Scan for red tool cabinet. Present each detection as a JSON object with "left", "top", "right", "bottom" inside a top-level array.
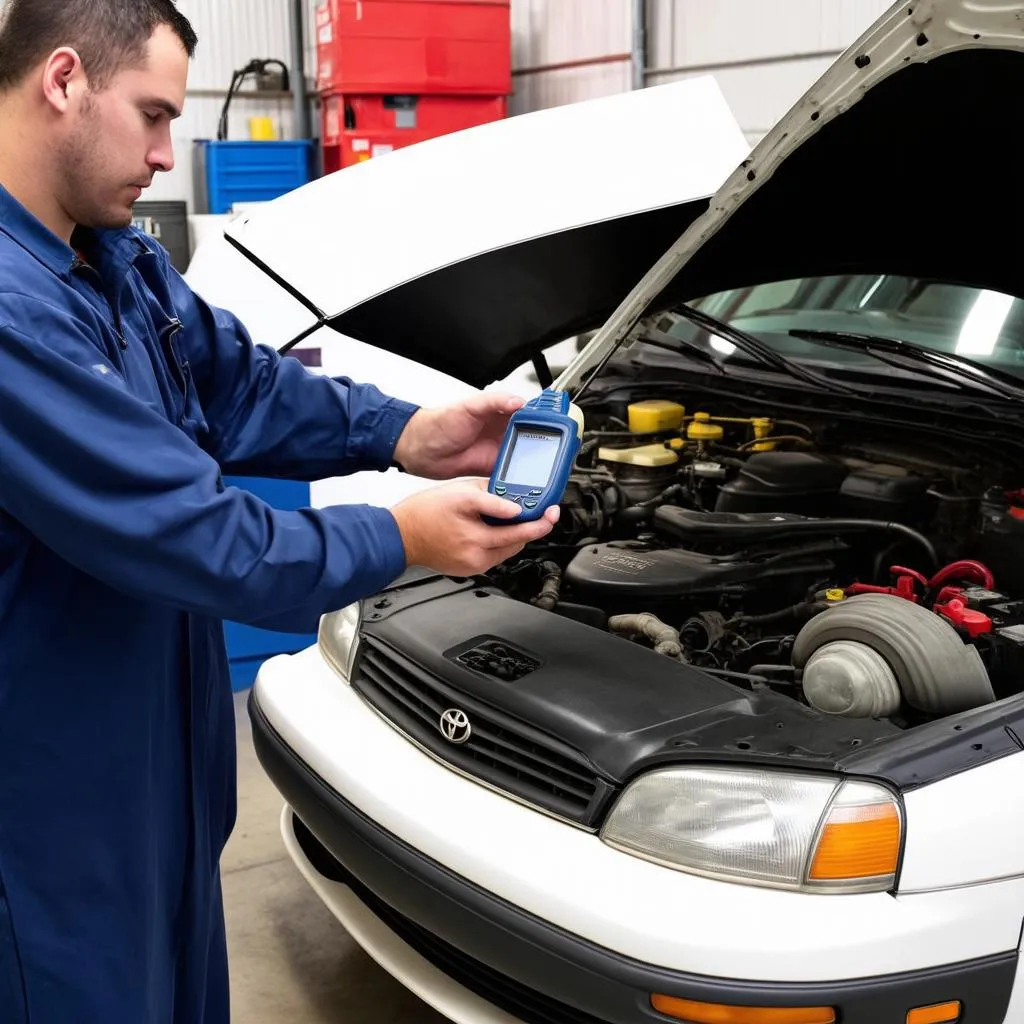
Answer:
[{"left": 315, "top": 0, "right": 511, "bottom": 172}]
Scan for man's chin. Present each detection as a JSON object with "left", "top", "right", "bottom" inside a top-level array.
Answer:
[{"left": 81, "top": 205, "right": 136, "bottom": 231}]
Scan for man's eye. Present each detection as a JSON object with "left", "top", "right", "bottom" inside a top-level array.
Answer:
[{"left": 144, "top": 112, "right": 159, "bottom": 125}]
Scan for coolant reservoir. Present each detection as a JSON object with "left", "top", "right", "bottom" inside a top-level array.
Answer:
[
  {"left": 597, "top": 443, "right": 679, "bottom": 467},
  {"left": 628, "top": 400, "right": 685, "bottom": 434}
]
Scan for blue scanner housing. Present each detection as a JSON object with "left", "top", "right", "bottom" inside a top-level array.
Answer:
[{"left": 486, "top": 389, "right": 582, "bottom": 524}]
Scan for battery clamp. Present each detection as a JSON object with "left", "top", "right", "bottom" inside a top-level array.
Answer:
[{"left": 485, "top": 389, "right": 584, "bottom": 525}]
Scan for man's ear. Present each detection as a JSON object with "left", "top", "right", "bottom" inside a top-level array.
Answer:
[{"left": 41, "top": 47, "right": 85, "bottom": 114}]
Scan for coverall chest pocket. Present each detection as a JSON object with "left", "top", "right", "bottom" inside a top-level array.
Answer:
[{"left": 160, "top": 318, "right": 209, "bottom": 441}]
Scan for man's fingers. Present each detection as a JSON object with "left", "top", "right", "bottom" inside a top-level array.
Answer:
[
  {"left": 464, "top": 391, "right": 523, "bottom": 419},
  {"left": 473, "top": 491, "right": 524, "bottom": 520},
  {"left": 467, "top": 489, "right": 562, "bottom": 528},
  {"left": 479, "top": 516, "right": 556, "bottom": 551}
]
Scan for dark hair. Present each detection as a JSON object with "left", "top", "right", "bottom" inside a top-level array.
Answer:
[{"left": 0, "top": 0, "right": 198, "bottom": 91}]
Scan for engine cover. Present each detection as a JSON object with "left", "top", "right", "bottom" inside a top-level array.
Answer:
[{"left": 564, "top": 541, "right": 838, "bottom": 598}]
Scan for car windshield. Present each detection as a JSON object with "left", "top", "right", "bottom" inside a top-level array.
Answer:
[{"left": 663, "top": 274, "right": 1024, "bottom": 381}]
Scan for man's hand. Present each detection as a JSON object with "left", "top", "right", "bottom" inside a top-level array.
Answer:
[
  {"left": 391, "top": 480, "right": 559, "bottom": 576},
  {"left": 392, "top": 392, "right": 525, "bottom": 480}
]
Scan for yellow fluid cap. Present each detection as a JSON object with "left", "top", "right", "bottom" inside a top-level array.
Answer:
[
  {"left": 598, "top": 443, "right": 679, "bottom": 467},
  {"left": 825, "top": 589, "right": 845, "bottom": 602},
  {"left": 667, "top": 437, "right": 686, "bottom": 450},
  {"left": 750, "top": 416, "right": 777, "bottom": 451},
  {"left": 628, "top": 400, "right": 685, "bottom": 434},
  {"left": 687, "top": 412, "right": 724, "bottom": 442}
]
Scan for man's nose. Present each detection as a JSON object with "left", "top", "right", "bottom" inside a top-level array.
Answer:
[{"left": 148, "top": 129, "right": 175, "bottom": 174}]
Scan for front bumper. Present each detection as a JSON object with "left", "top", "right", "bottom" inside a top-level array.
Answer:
[{"left": 250, "top": 686, "right": 1019, "bottom": 1024}]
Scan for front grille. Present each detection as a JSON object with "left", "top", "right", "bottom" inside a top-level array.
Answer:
[
  {"left": 353, "top": 636, "right": 611, "bottom": 826},
  {"left": 293, "top": 815, "right": 609, "bottom": 1024}
]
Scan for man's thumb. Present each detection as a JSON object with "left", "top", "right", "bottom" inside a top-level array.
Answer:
[{"left": 472, "top": 491, "right": 523, "bottom": 520}]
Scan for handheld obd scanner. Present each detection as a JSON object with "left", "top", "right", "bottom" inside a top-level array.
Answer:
[{"left": 485, "top": 388, "right": 584, "bottom": 524}]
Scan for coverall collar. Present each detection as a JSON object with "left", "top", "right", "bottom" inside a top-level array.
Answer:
[{"left": 0, "top": 182, "right": 154, "bottom": 285}]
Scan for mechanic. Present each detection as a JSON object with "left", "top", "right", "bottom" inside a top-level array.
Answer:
[{"left": 0, "top": 2, "right": 558, "bottom": 1021}]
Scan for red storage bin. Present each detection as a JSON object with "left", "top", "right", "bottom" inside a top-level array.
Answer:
[
  {"left": 315, "top": 0, "right": 511, "bottom": 96},
  {"left": 321, "top": 92, "right": 507, "bottom": 173}
]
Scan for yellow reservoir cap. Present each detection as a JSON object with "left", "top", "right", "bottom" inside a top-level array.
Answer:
[
  {"left": 628, "top": 400, "right": 684, "bottom": 434},
  {"left": 650, "top": 996, "right": 835, "bottom": 1024},
  {"left": 598, "top": 443, "right": 678, "bottom": 468},
  {"left": 750, "top": 416, "right": 777, "bottom": 451},
  {"left": 687, "top": 412, "right": 724, "bottom": 442}
]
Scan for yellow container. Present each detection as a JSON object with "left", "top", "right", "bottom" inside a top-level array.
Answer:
[
  {"left": 249, "top": 116, "right": 277, "bottom": 141},
  {"left": 598, "top": 443, "right": 679, "bottom": 468},
  {"left": 628, "top": 400, "right": 685, "bottom": 434}
]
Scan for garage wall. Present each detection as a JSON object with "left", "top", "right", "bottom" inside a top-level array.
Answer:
[
  {"left": 144, "top": 0, "right": 309, "bottom": 206},
  {"left": 507, "top": 0, "right": 895, "bottom": 144},
  {"left": 0, "top": 0, "right": 898, "bottom": 204},
  {"left": 644, "top": 0, "right": 895, "bottom": 145},
  {"left": 510, "top": 0, "right": 632, "bottom": 115}
]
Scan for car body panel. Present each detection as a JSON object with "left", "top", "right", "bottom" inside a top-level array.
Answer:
[
  {"left": 897, "top": 750, "right": 1024, "bottom": 893},
  {"left": 222, "top": 76, "right": 749, "bottom": 386},
  {"left": 277, "top": 803, "right": 536, "bottom": 1024},
  {"left": 252, "top": 646, "right": 1024, "bottom": 982},
  {"left": 277, "top": 804, "right": 524, "bottom": 1024}
]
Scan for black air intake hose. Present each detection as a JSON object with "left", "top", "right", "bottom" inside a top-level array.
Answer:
[{"left": 654, "top": 507, "right": 937, "bottom": 567}]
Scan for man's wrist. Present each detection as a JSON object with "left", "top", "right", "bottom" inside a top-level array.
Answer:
[
  {"left": 391, "top": 407, "right": 424, "bottom": 475},
  {"left": 374, "top": 400, "right": 420, "bottom": 473}
]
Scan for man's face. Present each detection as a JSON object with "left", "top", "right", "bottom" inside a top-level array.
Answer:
[{"left": 56, "top": 24, "right": 188, "bottom": 230}]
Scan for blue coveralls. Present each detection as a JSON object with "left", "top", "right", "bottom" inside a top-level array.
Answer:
[{"left": 0, "top": 185, "right": 418, "bottom": 1022}]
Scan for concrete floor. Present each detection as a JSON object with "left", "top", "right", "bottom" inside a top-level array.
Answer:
[{"left": 222, "top": 690, "right": 448, "bottom": 1024}]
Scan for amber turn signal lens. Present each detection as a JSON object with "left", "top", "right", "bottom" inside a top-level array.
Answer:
[
  {"left": 907, "top": 1001, "right": 961, "bottom": 1024},
  {"left": 809, "top": 800, "right": 901, "bottom": 881},
  {"left": 650, "top": 995, "right": 836, "bottom": 1024}
]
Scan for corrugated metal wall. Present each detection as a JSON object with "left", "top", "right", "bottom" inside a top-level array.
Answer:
[
  {"left": 510, "top": 0, "right": 631, "bottom": 114},
  {"left": 0, "top": 0, "right": 897, "bottom": 203},
  {"left": 145, "top": 0, "right": 307, "bottom": 205},
  {"left": 645, "top": 0, "right": 894, "bottom": 144},
  {"left": 506, "top": 0, "right": 894, "bottom": 144}
]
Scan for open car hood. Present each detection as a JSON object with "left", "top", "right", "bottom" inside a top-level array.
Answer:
[
  {"left": 222, "top": 77, "right": 749, "bottom": 387},
  {"left": 227, "top": 0, "right": 1024, "bottom": 390},
  {"left": 561, "top": 0, "right": 1024, "bottom": 389}
]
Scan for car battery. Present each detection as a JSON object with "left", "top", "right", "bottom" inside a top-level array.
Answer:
[
  {"left": 955, "top": 586, "right": 1024, "bottom": 701},
  {"left": 315, "top": 0, "right": 511, "bottom": 97},
  {"left": 320, "top": 93, "right": 507, "bottom": 173}
]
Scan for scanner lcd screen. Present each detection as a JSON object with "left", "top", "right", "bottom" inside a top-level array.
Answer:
[{"left": 502, "top": 427, "right": 560, "bottom": 487}]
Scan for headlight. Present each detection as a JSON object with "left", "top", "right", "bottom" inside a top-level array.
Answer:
[
  {"left": 600, "top": 766, "right": 902, "bottom": 893},
  {"left": 318, "top": 602, "right": 362, "bottom": 681}
]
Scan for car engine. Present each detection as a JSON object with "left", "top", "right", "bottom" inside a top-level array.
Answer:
[{"left": 488, "top": 394, "right": 1024, "bottom": 729}]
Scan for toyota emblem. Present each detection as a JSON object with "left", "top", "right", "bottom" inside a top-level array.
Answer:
[{"left": 439, "top": 708, "right": 472, "bottom": 745}]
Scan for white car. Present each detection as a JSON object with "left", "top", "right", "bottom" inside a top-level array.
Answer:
[{"left": 220, "top": 2, "right": 1024, "bottom": 1021}]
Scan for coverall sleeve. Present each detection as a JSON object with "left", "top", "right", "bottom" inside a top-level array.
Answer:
[
  {"left": 0, "top": 297, "right": 408, "bottom": 633},
  {"left": 164, "top": 251, "right": 420, "bottom": 480}
]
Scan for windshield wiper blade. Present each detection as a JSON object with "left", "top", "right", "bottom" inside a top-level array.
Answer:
[
  {"left": 672, "top": 304, "right": 857, "bottom": 394},
  {"left": 788, "top": 329, "right": 1024, "bottom": 401},
  {"left": 635, "top": 325, "right": 728, "bottom": 374}
]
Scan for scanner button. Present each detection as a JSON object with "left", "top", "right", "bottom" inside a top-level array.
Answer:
[
  {"left": 495, "top": 485, "right": 507, "bottom": 495},
  {"left": 529, "top": 489, "right": 543, "bottom": 496},
  {"left": 524, "top": 500, "right": 538, "bottom": 509}
]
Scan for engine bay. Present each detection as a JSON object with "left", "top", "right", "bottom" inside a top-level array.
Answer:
[{"left": 486, "top": 388, "right": 1024, "bottom": 730}]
